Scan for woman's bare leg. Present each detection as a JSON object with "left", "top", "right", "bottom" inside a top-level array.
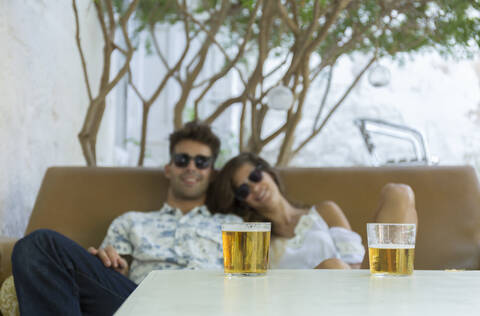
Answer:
[
  {"left": 372, "top": 183, "right": 418, "bottom": 224},
  {"left": 361, "top": 183, "right": 418, "bottom": 269}
]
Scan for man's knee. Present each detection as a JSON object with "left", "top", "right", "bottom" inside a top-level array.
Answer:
[{"left": 12, "top": 229, "right": 57, "bottom": 265}]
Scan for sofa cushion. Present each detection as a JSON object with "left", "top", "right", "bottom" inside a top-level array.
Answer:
[{"left": 0, "top": 276, "right": 18, "bottom": 316}]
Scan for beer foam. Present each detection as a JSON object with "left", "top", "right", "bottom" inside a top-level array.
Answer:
[
  {"left": 369, "top": 244, "right": 415, "bottom": 249},
  {"left": 222, "top": 222, "right": 271, "bottom": 232}
]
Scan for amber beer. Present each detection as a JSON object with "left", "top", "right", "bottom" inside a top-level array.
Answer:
[
  {"left": 222, "top": 223, "right": 271, "bottom": 276},
  {"left": 368, "top": 244, "right": 415, "bottom": 275},
  {"left": 367, "top": 223, "right": 416, "bottom": 276}
]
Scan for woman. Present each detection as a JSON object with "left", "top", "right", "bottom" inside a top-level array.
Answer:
[{"left": 208, "top": 153, "right": 418, "bottom": 269}]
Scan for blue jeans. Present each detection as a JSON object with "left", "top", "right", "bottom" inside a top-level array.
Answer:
[{"left": 11, "top": 229, "right": 137, "bottom": 316}]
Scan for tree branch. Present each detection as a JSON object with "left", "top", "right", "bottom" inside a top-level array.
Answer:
[
  {"left": 94, "top": 0, "right": 113, "bottom": 97},
  {"left": 287, "top": 0, "right": 299, "bottom": 26},
  {"left": 148, "top": 7, "right": 192, "bottom": 105},
  {"left": 111, "top": 41, "right": 128, "bottom": 56},
  {"left": 284, "top": 0, "right": 351, "bottom": 83},
  {"left": 239, "top": 100, "right": 247, "bottom": 152},
  {"left": 173, "top": 0, "right": 232, "bottom": 127},
  {"left": 149, "top": 25, "right": 172, "bottom": 72},
  {"left": 293, "top": 55, "right": 375, "bottom": 156},
  {"left": 303, "top": 0, "right": 323, "bottom": 42},
  {"left": 277, "top": 0, "right": 299, "bottom": 35},
  {"left": 276, "top": 57, "right": 314, "bottom": 166},
  {"left": 105, "top": 0, "right": 115, "bottom": 39},
  {"left": 95, "top": 0, "right": 139, "bottom": 102},
  {"left": 239, "top": 0, "right": 276, "bottom": 149},
  {"left": 192, "top": 0, "right": 261, "bottom": 115},
  {"left": 78, "top": 0, "right": 139, "bottom": 166},
  {"left": 128, "top": 67, "right": 146, "bottom": 103},
  {"left": 264, "top": 52, "right": 290, "bottom": 80},
  {"left": 204, "top": 95, "right": 244, "bottom": 124},
  {"left": 78, "top": 0, "right": 114, "bottom": 165},
  {"left": 308, "top": 0, "right": 352, "bottom": 51},
  {"left": 261, "top": 122, "right": 288, "bottom": 146},
  {"left": 312, "top": 64, "right": 334, "bottom": 132},
  {"left": 72, "top": 0, "right": 92, "bottom": 102}
]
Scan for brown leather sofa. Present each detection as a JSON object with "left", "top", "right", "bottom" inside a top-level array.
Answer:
[{"left": 2, "top": 165, "right": 480, "bottom": 287}]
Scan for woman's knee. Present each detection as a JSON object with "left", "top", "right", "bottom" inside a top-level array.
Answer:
[
  {"left": 380, "top": 183, "right": 415, "bottom": 207},
  {"left": 316, "top": 201, "right": 351, "bottom": 229},
  {"left": 376, "top": 183, "right": 417, "bottom": 224}
]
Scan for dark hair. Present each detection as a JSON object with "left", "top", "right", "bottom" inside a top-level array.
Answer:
[
  {"left": 207, "top": 152, "right": 287, "bottom": 222},
  {"left": 169, "top": 121, "right": 221, "bottom": 164}
]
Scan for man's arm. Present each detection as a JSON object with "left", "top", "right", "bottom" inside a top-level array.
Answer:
[{"left": 88, "top": 245, "right": 129, "bottom": 276}]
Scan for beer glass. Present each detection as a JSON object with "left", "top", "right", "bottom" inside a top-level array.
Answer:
[
  {"left": 222, "top": 222, "right": 271, "bottom": 276},
  {"left": 367, "top": 223, "right": 416, "bottom": 276}
]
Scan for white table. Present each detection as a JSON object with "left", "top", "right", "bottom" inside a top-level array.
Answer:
[{"left": 115, "top": 269, "right": 480, "bottom": 315}]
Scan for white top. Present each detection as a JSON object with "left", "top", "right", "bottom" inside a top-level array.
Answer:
[
  {"left": 115, "top": 269, "right": 480, "bottom": 316},
  {"left": 270, "top": 207, "right": 365, "bottom": 268},
  {"left": 100, "top": 203, "right": 242, "bottom": 284}
]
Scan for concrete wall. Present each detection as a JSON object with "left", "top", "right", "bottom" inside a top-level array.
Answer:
[{"left": 0, "top": 0, "right": 104, "bottom": 237}]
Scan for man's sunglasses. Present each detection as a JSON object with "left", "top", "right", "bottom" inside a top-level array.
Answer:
[
  {"left": 234, "top": 166, "right": 263, "bottom": 200},
  {"left": 173, "top": 153, "right": 212, "bottom": 170}
]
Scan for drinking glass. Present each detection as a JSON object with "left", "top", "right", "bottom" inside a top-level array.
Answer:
[
  {"left": 222, "top": 222, "right": 271, "bottom": 276},
  {"left": 367, "top": 223, "right": 416, "bottom": 276}
]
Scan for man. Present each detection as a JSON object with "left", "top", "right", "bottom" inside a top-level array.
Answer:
[{"left": 11, "top": 121, "right": 241, "bottom": 315}]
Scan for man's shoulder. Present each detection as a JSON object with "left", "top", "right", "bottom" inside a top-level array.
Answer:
[
  {"left": 210, "top": 212, "right": 243, "bottom": 223},
  {"left": 201, "top": 205, "right": 243, "bottom": 222},
  {"left": 113, "top": 210, "right": 161, "bottom": 222}
]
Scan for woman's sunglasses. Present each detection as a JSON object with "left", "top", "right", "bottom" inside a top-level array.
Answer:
[
  {"left": 234, "top": 166, "right": 263, "bottom": 200},
  {"left": 173, "top": 153, "right": 212, "bottom": 170}
]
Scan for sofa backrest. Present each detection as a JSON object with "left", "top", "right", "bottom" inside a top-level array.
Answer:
[
  {"left": 27, "top": 167, "right": 168, "bottom": 250},
  {"left": 279, "top": 166, "right": 480, "bottom": 270},
  {"left": 26, "top": 166, "right": 480, "bottom": 270}
]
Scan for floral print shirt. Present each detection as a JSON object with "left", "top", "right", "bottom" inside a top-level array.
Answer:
[{"left": 100, "top": 203, "right": 242, "bottom": 284}]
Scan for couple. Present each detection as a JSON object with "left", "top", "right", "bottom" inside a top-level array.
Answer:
[
  {"left": 209, "top": 152, "right": 417, "bottom": 269},
  {"left": 11, "top": 121, "right": 417, "bottom": 315}
]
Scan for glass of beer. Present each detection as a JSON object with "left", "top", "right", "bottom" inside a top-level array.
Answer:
[
  {"left": 367, "top": 223, "right": 416, "bottom": 276},
  {"left": 222, "top": 222, "right": 271, "bottom": 276}
]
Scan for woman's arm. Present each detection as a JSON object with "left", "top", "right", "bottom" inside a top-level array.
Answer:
[{"left": 315, "top": 201, "right": 352, "bottom": 230}]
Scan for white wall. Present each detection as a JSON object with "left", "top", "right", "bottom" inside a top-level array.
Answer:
[{"left": 0, "top": 0, "right": 104, "bottom": 237}]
